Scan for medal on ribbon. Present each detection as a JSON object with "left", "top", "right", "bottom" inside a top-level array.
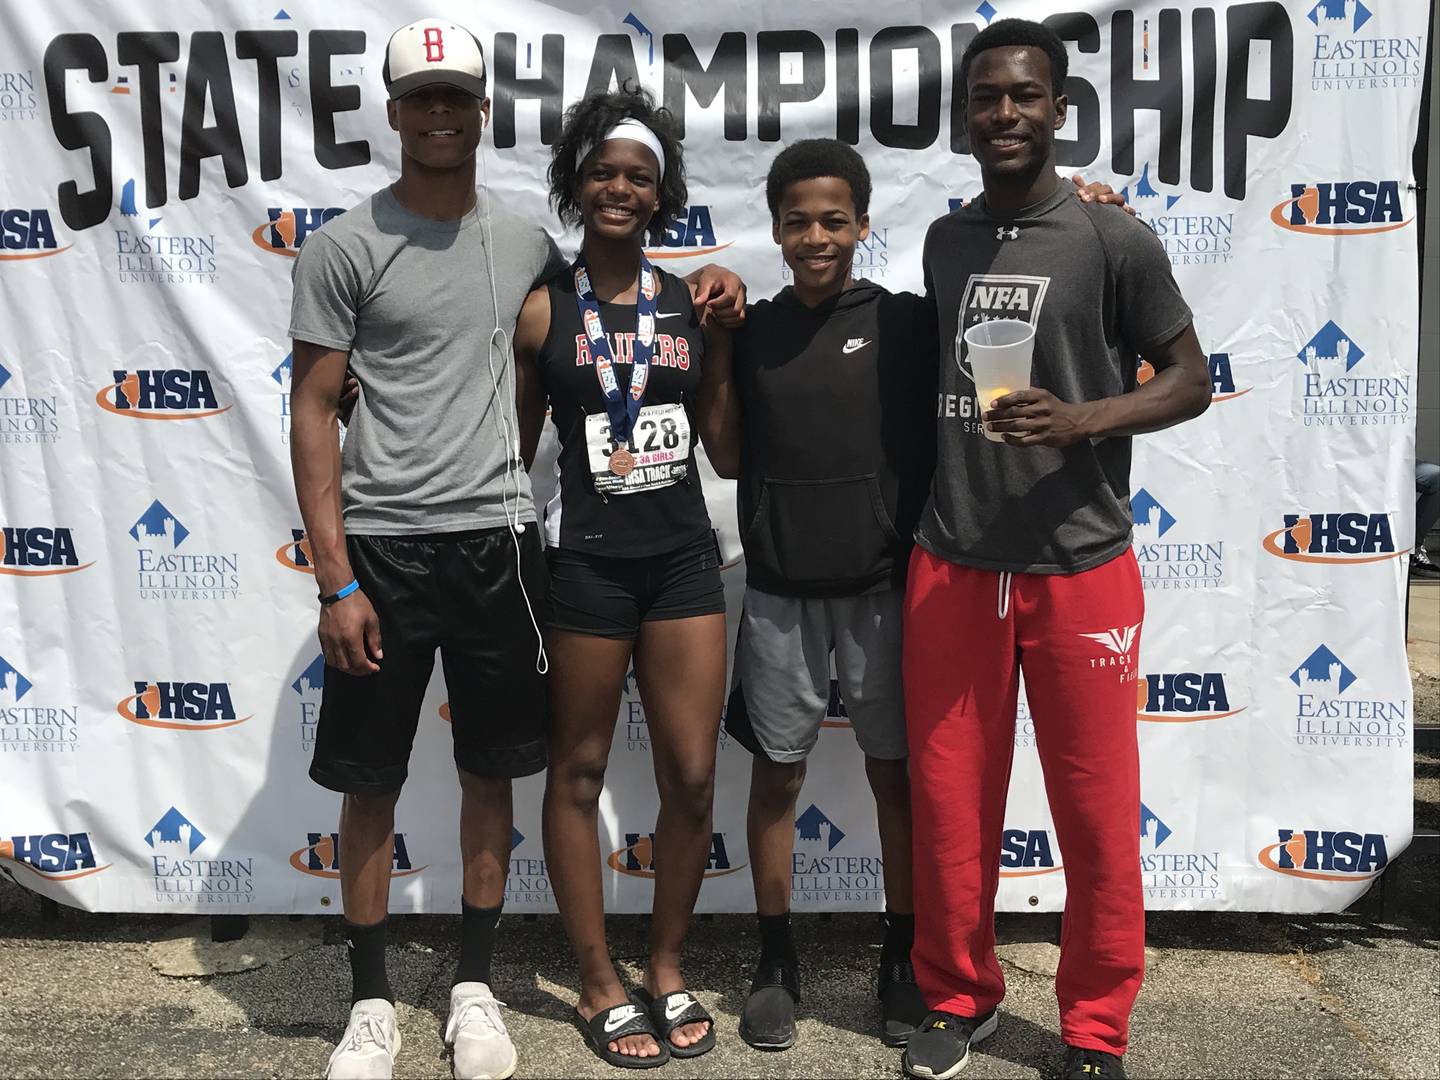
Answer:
[{"left": 573, "top": 255, "right": 658, "bottom": 476}]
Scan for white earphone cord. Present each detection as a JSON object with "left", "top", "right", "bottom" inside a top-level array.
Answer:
[{"left": 476, "top": 132, "right": 549, "bottom": 675}]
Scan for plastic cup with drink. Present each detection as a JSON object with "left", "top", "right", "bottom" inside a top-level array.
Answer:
[{"left": 961, "top": 318, "right": 1036, "bottom": 443}]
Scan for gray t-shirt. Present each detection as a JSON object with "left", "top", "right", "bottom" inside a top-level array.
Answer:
[
  {"left": 918, "top": 184, "right": 1193, "bottom": 574},
  {"left": 289, "top": 187, "right": 564, "bottom": 535}
]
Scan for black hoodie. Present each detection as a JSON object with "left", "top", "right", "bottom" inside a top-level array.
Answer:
[{"left": 733, "top": 280, "right": 938, "bottom": 597}]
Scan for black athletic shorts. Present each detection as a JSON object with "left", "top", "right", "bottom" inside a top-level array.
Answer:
[
  {"left": 310, "top": 525, "right": 548, "bottom": 794},
  {"left": 546, "top": 530, "right": 726, "bottom": 639}
]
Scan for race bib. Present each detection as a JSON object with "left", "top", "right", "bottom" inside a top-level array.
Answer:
[{"left": 585, "top": 402, "right": 691, "bottom": 495}]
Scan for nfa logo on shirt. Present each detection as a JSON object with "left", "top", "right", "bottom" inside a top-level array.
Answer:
[
  {"left": 1261, "top": 511, "right": 1404, "bottom": 565},
  {"left": 289, "top": 832, "right": 423, "bottom": 878},
  {"left": 145, "top": 806, "right": 255, "bottom": 904},
  {"left": 0, "top": 360, "right": 62, "bottom": 445},
  {"left": 1140, "top": 802, "right": 1222, "bottom": 901},
  {"left": 116, "top": 680, "right": 250, "bottom": 732},
  {"left": 128, "top": 499, "right": 242, "bottom": 600},
  {"left": 252, "top": 207, "right": 345, "bottom": 257},
  {"left": 791, "top": 804, "right": 883, "bottom": 905},
  {"left": 0, "top": 208, "right": 70, "bottom": 261},
  {"left": 1292, "top": 321, "right": 1409, "bottom": 429},
  {"left": 0, "top": 830, "right": 108, "bottom": 880},
  {"left": 1138, "top": 352, "right": 1249, "bottom": 403},
  {"left": 1271, "top": 180, "right": 1411, "bottom": 236},
  {"left": 941, "top": 273, "right": 1050, "bottom": 436},
  {"left": 999, "top": 828, "right": 1062, "bottom": 878},
  {"left": 1121, "top": 162, "right": 1234, "bottom": 266},
  {"left": 1130, "top": 487, "right": 1225, "bottom": 591},
  {"left": 607, "top": 829, "right": 743, "bottom": 879},
  {"left": 1, "top": 655, "right": 80, "bottom": 753},
  {"left": 1307, "top": 2, "right": 1425, "bottom": 92},
  {"left": 96, "top": 367, "right": 230, "bottom": 420},
  {"left": 0, "top": 524, "right": 92, "bottom": 577},
  {"left": 644, "top": 205, "right": 732, "bottom": 259},
  {"left": 1290, "top": 645, "right": 1407, "bottom": 749},
  {"left": 1258, "top": 827, "right": 1388, "bottom": 881},
  {"left": 507, "top": 827, "right": 554, "bottom": 907}
]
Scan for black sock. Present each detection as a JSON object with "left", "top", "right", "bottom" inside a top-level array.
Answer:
[
  {"left": 757, "top": 912, "right": 796, "bottom": 965},
  {"left": 882, "top": 909, "right": 915, "bottom": 962},
  {"left": 454, "top": 899, "right": 503, "bottom": 986},
  {"left": 344, "top": 917, "right": 393, "bottom": 1004}
]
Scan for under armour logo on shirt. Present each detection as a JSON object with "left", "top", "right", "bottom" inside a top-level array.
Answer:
[{"left": 996, "top": 226, "right": 1019, "bottom": 240}]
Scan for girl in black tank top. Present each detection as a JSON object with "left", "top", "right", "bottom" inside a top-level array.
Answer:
[
  {"left": 512, "top": 86, "right": 738, "bottom": 1067},
  {"left": 536, "top": 266, "right": 712, "bottom": 555}
]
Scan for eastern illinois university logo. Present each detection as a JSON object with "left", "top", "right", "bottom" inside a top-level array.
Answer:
[
  {"left": 1289, "top": 645, "right": 1406, "bottom": 749},
  {"left": 128, "top": 499, "right": 242, "bottom": 600},
  {"left": 144, "top": 806, "right": 254, "bottom": 903},
  {"left": 791, "top": 805, "right": 883, "bottom": 904},
  {"left": 1292, "top": 321, "right": 1409, "bottom": 429},
  {"left": 2, "top": 655, "right": 81, "bottom": 752},
  {"left": 1130, "top": 487, "right": 1225, "bottom": 591}
]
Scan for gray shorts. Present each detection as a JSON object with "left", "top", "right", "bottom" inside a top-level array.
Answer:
[{"left": 725, "top": 585, "right": 907, "bottom": 763}]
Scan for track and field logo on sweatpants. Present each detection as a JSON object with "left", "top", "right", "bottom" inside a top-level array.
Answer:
[
  {"left": 1077, "top": 623, "right": 1142, "bottom": 686},
  {"left": 791, "top": 805, "right": 883, "bottom": 905}
]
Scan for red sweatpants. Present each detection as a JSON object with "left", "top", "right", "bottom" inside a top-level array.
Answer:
[{"left": 903, "top": 546, "right": 1145, "bottom": 1055}]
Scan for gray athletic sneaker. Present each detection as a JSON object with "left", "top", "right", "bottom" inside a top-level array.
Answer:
[
  {"left": 445, "top": 982, "right": 518, "bottom": 1079},
  {"left": 326, "top": 999, "right": 401, "bottom": 1080}
]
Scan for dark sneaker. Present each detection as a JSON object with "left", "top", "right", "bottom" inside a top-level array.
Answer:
[
  {"left": 901, "top": 1009, "right": 997, "bottom": 1078},
  {"left": 1411, "top": 549, "right": 1440, "bottom": 580},
  {"left": 739, "top": 956, "right": 800, "bottom": 1051},
  {"left": 1062, "top": 1046, "right": 1127, "bottom": 1079},
  {"left": 878, "top": 956, "right": 927, "bottom": 1047}
]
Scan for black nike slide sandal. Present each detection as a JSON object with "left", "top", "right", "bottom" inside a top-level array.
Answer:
[
  {"left": 575, "top": 1000, "right": 671, "bottom": 1069},
  {"left": 635, "top": 987, "right": 717, "bottom": 1059}
]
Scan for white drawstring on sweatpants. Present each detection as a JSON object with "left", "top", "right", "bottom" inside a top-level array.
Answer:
[{"left": 997, "top": 571, "right": 1013, "bottom": 620}]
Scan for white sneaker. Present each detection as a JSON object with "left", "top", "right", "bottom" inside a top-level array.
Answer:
[
  {"left": 445, "top": 982, "right": 518, "bottom": 1080},
  {"left": 325, "top": 999, "right": 401, "bottom": 1080}
]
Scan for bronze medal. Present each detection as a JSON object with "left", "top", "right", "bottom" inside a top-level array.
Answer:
[{"left": 609, "top": 448, "right": 636, "bottom": 477}]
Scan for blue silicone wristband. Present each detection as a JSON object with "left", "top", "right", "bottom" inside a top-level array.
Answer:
[{"left": 319, "top": 579, "right": 360, "bottom": 606}]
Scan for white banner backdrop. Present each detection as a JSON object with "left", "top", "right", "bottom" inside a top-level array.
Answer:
[{"left": 0, "top": 0, "right": 1423, "bottom": 914}]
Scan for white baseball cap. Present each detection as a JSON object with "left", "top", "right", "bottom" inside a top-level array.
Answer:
[{"left": 383, "top": 19, "right": 487, "bottom": 100}]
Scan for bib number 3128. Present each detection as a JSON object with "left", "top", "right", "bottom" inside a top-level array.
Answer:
[{"left": 585, "top": 402, "right": 691, "bottom": 495}]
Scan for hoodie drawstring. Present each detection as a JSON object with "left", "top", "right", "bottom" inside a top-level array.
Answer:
[{"left": 997, "top": 571, "right": 1012, "bottom": 621}]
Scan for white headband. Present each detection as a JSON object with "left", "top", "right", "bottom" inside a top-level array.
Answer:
[{"left": 579, "top": 118, "right": 666, "bottom": 180}]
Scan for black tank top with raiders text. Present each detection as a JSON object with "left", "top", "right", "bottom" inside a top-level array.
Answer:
[{"left": 537, "top": 265, "right": 712, "bottom": 556}]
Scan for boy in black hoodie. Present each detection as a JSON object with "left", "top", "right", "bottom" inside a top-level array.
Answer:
[
  {"left": 698, "top": 141, "right": 1131, "bottom": 1054},
  {"left": 702, "top": 140, "right": 935, "bottom": 1050}
]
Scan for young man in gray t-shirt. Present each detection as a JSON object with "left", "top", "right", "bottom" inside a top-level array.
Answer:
[
  {"left": 898, "top": 20, "right": 1212, "bottom": 1080},
  {"left": 288, "top": 21, "right": 558, "bottom": 1080}
]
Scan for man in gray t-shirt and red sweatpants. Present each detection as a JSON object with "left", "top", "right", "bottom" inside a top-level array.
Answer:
[{"left": 899, "top": 20, "right": 1212, "bottom": 1080}]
